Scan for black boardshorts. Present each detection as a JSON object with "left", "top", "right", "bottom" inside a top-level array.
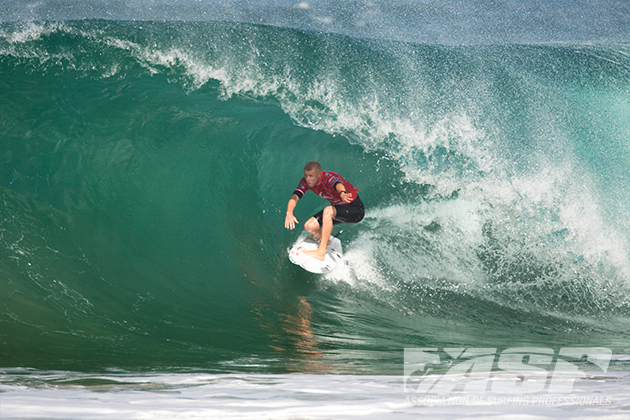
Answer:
[{"left": 313, "top": 195, "right": 365, "bottom": 228}]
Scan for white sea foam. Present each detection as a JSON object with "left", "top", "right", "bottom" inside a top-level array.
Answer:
[
  {"left": 1, "top": 369, "right": 629, "bottom": 419},
  {"left": 334, "top": 199, "right": 486, "bottom": 288},
  {"left": 0, "top": 21, "right": 62, "bottom": 44}
]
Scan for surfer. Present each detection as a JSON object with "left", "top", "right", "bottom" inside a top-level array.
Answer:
[{"left": 285, "top": 161, "right": 364, "bottom": 260}]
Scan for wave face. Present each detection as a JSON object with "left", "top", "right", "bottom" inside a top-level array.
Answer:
[{"left": 1, "top": 20, "right": 630, "bottom": 372}]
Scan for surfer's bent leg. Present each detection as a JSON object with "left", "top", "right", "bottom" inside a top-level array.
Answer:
[
  {"left": 304, "top": 217, "right": 322, "bottom": 241},
  {"left": 303, "top": 196, "right": 364, "bottom": 259},
  {"left": 303, "top": 206, "right": 336, "bottom": 261}
]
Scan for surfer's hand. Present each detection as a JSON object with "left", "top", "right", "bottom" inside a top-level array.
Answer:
[
  {"left": 285, "top": 213, "right": 299, "bottom": 230},
  {"left": 341, "top": 192, "right": 353, "bottom": 204}
]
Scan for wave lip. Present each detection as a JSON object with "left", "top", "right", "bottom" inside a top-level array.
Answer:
[{"left": 2, "top": 1, "right": 630, "bottom": 44}]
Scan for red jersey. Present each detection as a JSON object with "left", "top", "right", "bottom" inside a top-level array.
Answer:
[{"left": 293, "top": 171, "right": 359, "bottom": 205}]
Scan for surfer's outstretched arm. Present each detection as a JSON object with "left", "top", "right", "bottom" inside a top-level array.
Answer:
[{"left": 285, "top": 194, "right": 300, "bottom": 230}]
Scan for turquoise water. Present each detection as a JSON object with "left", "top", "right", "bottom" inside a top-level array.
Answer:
[{"left": 1, "top": 17, "right": 630, "bottom": 379}]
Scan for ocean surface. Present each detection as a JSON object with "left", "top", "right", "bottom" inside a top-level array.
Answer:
[{"left": 1, "top": 1, "right": 630, "bottom": 418}]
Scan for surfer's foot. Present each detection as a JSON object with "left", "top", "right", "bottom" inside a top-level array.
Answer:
[{"left": 303, "top": 248, "right": 326, "bottom": 261}]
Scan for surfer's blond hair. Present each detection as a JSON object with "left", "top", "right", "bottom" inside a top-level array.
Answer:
[{"left": 304, "top": 161, "right": 321, "bottom": 172}]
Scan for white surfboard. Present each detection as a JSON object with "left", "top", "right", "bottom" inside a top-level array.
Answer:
[{"left": 289, "top": 233, "right": 343, "bottom": 273}]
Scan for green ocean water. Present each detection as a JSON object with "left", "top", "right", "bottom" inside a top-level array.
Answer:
[{"left": 1, "top": 20, "right": 630, "bottom": 374}]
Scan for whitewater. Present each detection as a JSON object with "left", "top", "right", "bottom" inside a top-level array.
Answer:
[{"left": 1, "top": 1, "right": 630, "bottom": 419}]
